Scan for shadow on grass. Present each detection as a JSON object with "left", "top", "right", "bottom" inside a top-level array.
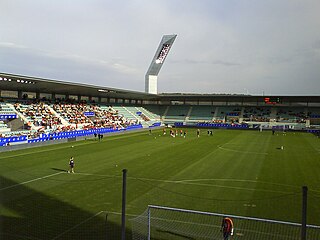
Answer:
[
  {"left": 157, "top": 229, "right": 196, "bottom": 240},
  {"left": 0, "top": 176, "right": 132, "bottom": 240}
]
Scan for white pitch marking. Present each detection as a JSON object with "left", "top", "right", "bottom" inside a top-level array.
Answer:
[
  {"left": 178, "top": 178, "right": 300, "bottom": 189},
  {"left": 0, "top": 172, "right": 64, "bottom": 191},
  {"left": 218, "top": 145, "right": 268, "bottom": 155},
  {"left": 51, "top": 211, "right": 104, "bottom": 240},
  {"left": 74, "top": 172, "right": 295, "bottom": 194},
  {"left": 108, "top": 210, "right": 221, "bottom": 229},
  {"left": 107, "top": 211, "right": 139, "bottom": 217}
]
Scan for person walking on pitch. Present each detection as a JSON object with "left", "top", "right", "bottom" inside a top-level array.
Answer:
[{"left": 68, "top": 156, "right": 75, "bottom": 173}]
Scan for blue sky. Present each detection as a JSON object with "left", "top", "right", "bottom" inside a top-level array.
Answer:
[{"left": 1, "top": 0, "right": 319, "bottom": 95}]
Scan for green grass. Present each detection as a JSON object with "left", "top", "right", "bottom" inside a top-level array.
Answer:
[{"left": 0, "top": 128, "right": 320, "bottom": 239}]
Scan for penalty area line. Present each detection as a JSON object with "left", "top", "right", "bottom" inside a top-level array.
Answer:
[
  {"left": 51, "top": 211, "right": 104, "bottom": 240},
  {"left": 74, "top": 172, "right": 294, "bottom": 194},
  {"left": 218, "top": 145, "right": 268, "bottom": 155},
  {"left": 0, "top": 172, "right": 64, "bottom": 191}
]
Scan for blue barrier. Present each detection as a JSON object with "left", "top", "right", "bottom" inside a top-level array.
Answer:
[
  {"left": 0, "top": 135, "right": 28, "bottom": 146},
  {"left": 226, "top": 113, "right": 239, "bottom": 116},
  {"left": 173, "top": 122, "right": 249, "bottom": 129},
  {"left": 196, "top": 123, "right": 249, "bottom": 129},
  {"left": 83, "top": 112, "right": 95, "bottom": 117},
  {"left": 307, "top": 129, "right": 320, "bottom": 133},
  {"left": 0, "top": 114, "right": 17, "bottom": 119},
  {"left": 126, "top": 124, "right": 143, "bottom": 130},
  {"left": 2, "top": 124, "right": 143, "bottom": 146},
  {"left": 0, "top": 135, "right": 27, "bottom": 144},
  {"left": 149, "top": 122, "right": 161, "bottom": 128},
  {"left": 272, "top": 125, "right": 289, "bottom": 130}
]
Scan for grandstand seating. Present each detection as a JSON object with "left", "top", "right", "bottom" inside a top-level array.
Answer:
[
  {"left": 0, "top": 103, "right": 18, "bottom": 132},
  {"left": 275, "top": 107, "right": 307, "bottom": 123},
  {"left": 151, "top": 105, "right": 317, "bottom": 124},
  {"left": 164, "top": 105, "right": 190, "bottom": 120},
  {"left": 52, "top": 103, "right": 93, "bottom": 125},
  {"left": 242, "top": 106, "right": 272, "bottom": 122},
  {"left": 144, "top": 105, "right": 169, "bottom": 118},
  {"left": 135, "top": 106, "right": 160, "bottom": 120},
  {"left": 0, "top": 102, "right": 16, "bottom": 113},
  {"left": 13, "top": 102, "right": 63, "bottom": 130},
  {"left": 307, "top": 108, "right": 320, "bottom": 118},
  {"left": 0, "top": 102, "right": 144, "bottom": 144},
  {"left": 216, "top": 107, "right": 241, "bottom": 118},
  {"left": 112, "top": 106, "right": 135, "bottom": 120},
  {"left": 53, "top": 103, "right": 139, "bottom": 130},
  {"left": 133, "top": 106, "right": 161, "bottom": 127},
  {"left": 188, "top": 106, "right": 215, "bottom": 121},
  {"left": 0, "top": 120, "right": 8, "bottom": 129}
]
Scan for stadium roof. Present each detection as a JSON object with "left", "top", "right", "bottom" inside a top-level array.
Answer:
[
  {"left": 0, "top": 72, "right": 158, "bottom": 100},
  {"left": 1, "top": 72, "right": 320, "bottom": 103},
  {"left": 158, "top": 93, "right": 320, "bottom": 103}
]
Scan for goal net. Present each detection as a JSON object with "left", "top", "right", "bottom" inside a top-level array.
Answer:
[{"left": 131, "top": 205, "right": 320, "bottom": 240}]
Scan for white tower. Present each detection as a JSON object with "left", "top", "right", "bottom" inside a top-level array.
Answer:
[{"left": 145, "top": 34, "right": 177, "bottom": 94}]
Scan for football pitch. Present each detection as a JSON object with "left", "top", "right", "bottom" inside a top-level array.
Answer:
[{"left": 0, "top": 128, "right": 320, "bottom": 239}]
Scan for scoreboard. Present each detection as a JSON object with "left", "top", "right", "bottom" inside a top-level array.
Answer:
[{"left": 264, "top": 97, "right": 282, "bottom": 104}]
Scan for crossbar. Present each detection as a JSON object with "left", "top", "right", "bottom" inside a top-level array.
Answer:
[{"left": 148, "top": 205, "right": 320, "bottom": 229}]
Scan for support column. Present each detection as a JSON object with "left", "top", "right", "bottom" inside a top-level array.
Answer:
[
  {"left": 301, "top": 186, "right": 308, "bottom": 240},
  {"left": 121, "top": 169, "right": 127, "bottom": 240}
]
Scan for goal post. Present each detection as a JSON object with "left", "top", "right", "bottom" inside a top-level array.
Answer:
[{"left": 131, "top": 205, "right": 320, "bottom": 240}]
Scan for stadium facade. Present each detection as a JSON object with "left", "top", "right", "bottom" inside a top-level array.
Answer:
[{"left": 1, "top": 34, "right": 319, "bottom": 147}]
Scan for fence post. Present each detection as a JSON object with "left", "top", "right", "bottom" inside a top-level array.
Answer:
[
  {"left": 148, "top": 206, "right": 151, "bottom": 240},
  {"left": 105, "top": 213, "right": 108, "bottom": 240},
  {"left": 121, "top": 169, "right": 127, "bottom": 240},
  {"left": 301, "top": 186, "right": 308, "bottom": 240}
]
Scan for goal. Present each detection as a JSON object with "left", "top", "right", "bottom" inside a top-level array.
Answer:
[{"left": 130, "top": 205, "right": 320, "bottom": 240}]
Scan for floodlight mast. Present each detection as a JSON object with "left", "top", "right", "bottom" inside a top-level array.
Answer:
[{"left": 145, "top": 34, "right": 177, "bottom": 94}]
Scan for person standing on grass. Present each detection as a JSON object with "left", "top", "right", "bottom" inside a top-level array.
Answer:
[
  {"left": 221, "top": 217, "right": 234, "bottom": 240},
  {"left": 68, "top": 156, "right": 75, "bottom": 173},
  {"left": 197, "top": 129, "right": 200, "bottom": 138}
]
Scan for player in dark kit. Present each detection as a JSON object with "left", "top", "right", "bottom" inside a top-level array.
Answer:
[
  {"left": 68, "top": 156, "right": 75, "bottom": 173},
  {"left": 197, "top": 129, "right": 200, "bottom": 138},
  {"left": 221, "top": 217, "right": 234, "bottom": 240}
]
